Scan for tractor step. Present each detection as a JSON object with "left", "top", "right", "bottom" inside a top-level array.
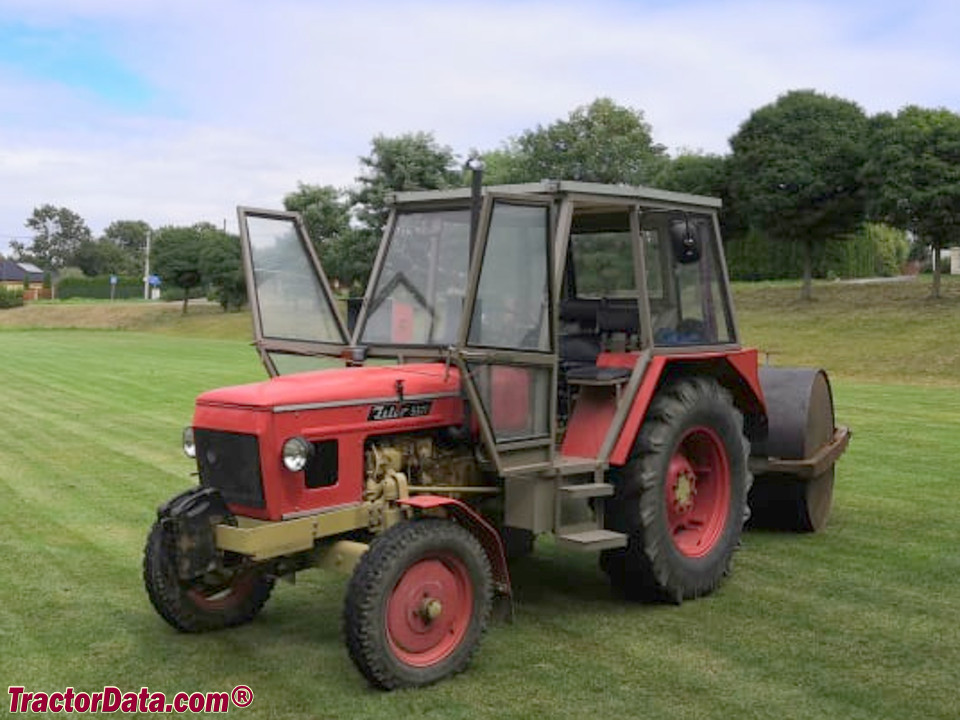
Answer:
[
  {"left": 553, "top": 456, "right": 604, "bottom": 476},
  {"left": 559, "top": 482, "right": 614, "bottom": 498},
  {"left": 555, "top": 529, "right": 628, "bottom": 552}
]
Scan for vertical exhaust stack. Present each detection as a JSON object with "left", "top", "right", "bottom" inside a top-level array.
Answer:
[{"left": 466, "top": 156, "right": 485, "bottom": 266}]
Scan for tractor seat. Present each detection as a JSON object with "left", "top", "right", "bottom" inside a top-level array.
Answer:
[{"left": 565, "top": 365, "right": 631, "bottom": 385}]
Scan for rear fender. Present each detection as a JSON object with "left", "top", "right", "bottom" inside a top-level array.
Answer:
[
  {"left": 397, "top": 495, "right": 512, "bottom": 620},
  {"left": 609, "top": 349, "right": 766, "bottom": 466}
]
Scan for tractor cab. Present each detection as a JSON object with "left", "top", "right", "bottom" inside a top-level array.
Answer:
[{"left": 240, "top": 181, "right": 745, "bottom": 480}]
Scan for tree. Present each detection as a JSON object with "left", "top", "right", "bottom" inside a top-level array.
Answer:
[
  {"left": 654, "top": 153, "right": 743, "bottom": 237},
  {"left": 151, "top": 224, "right": 207, "bottom": 314},
  {"left": 13, "top": 204, "right": 92, "bottom": 270},
  {"left": 478, "top": 143, "right": 529, "bottom": 185},
  {"left": 353, "top": 132, "right": 461, "bottom": 238},
  {"left": 198, "top": 227, "right": 245, "bottom": 311},
  {"left": 655, "top": 153, "right": 727, "bottom": 197},
  {"left": 73, "top": 238, "right": 132, "bottom": 277},
  {"left": 347, "top": 132, "right": 461, "bottom": 292},
  {"left": 728, "top": 90, "right": 869, "bottom": 300},
  {"left": 861, "top": 106, "right": 960, "bottom": 298},
  {"left": 503, "top": 98, "right": 667, "bottom": 185},
  {"left": 282, "top": 183, "right": 353, "bottom": 285},
  {"left": 102, "top": 220, "right": 151, "bottom": 274}
]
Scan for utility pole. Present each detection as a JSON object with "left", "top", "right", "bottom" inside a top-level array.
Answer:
[{"left": 143, "top": 230, "right": 152, "bottom": 300}]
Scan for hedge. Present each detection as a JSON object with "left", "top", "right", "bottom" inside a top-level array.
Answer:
[
  {"left": 57, "top": 276, "right": 144, "bottom": 300},
  {"left": 0, "top": 287, "right": 25, "bottom": 309},
  {"left": 725, "top": 223, "right": 909, "bottom": 281}
]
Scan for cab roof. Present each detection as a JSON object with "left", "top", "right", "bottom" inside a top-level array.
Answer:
[{"left": 388, "top": 180, "right": 722, "bottom": 211}]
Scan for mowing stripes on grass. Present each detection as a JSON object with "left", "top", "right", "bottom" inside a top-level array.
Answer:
[{"left": 0, "top": 330, "right": 958, "bottom": 719}]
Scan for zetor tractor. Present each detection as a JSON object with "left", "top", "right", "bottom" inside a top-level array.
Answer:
[{"left": 143, "top": 179, "right": 850, "bottom": 689}]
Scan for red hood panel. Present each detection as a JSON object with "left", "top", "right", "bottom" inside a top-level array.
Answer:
[{"left": 196, "top": 363, "right": 461, "bottom": 409}]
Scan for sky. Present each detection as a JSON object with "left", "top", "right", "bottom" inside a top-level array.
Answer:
[{"left": 1, "top": 0, "right": 958, "bottom": 256}]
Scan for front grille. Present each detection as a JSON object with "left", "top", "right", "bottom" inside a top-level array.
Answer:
[{"left": 194, "top": 429, "right": 265, "bottom": 509}]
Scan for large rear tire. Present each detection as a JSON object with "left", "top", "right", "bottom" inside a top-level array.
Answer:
[
  {"left": 602, "top": 378, "right": 751, "bottom": 602},
  {"left": 344, "top": 519, "right": 492, "bottom": 689},
  {"left": 143, "top": 521, "right": 274, "bottom": 632}
]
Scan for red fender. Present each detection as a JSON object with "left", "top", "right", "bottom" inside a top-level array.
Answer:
[{"left": 397, "top": 495, "right": 512, "bottom": 617}]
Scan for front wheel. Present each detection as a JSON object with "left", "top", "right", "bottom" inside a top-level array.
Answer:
[
  {"left": 602, "top": 377, "right": 751, "bottom": 602},
  {"left": 143, "top": 521, "right": 274, "bottom": 632},
  {"left": 344, "top": 519, "right": 493, "bottom": 689}
]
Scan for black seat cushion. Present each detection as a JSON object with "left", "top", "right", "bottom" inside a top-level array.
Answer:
[
  {"left": 565, "top": 365, "right": 631, "bottom": 383},
  {"left": 560, "top": 334, "right": 602, "bottom": 365}
]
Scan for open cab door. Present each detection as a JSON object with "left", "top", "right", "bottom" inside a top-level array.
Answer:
[
  {"left": 238, "top": 208, "right": 349, "bottom": 376},
  {"left": 455, "top": 194, "right": 558, "bottom": 475}
]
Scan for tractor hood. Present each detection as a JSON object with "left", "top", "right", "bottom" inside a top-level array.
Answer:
[{"left": 195, "top": 362, "right": 462, "bottom": 411}]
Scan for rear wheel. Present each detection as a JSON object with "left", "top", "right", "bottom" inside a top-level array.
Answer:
[
  {"left": 602, "top": 378, "right": 751, "bottom": 602},
  {"left": 344, "top": 519, "right": 492, "bottom": 689},
  {"left": 143, "top": 521, "right": 274, "bottom": 632}
]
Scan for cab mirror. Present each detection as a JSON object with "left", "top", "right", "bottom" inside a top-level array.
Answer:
[{"left": 669, "top": 216, "right": 701, "bottom": 264}]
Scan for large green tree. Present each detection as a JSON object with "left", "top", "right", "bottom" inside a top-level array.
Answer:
[
  {"left": 861, "top": 106, "right": 960, "bottom": 298},
  {"left": 728, "top": 90, "right": 869, "bottom": 299},
  {"left": 345, "top": 132, "right": 461, "bottom": 291},
  {"left": 282, "top": 183, "right": 354, "bottom": 287},
  {"left": 654, "top": 153, "right": 743, "bottom": 236},
  {"left": 13, "top": 204, "right": 92, "bottom": 270},
  {"left": 151, "top": 224, "right": 207, "bottom": 314},
  {"left": 353, "top": 132, "right": 461, "bottom": 238},
  {"left": 198, "top": 226, "right": 246, "bottom": 311},
  {"left": 102, "top": 220, "right": 152, "bottom": 273},
  {"left": 491, "top": 98, "right": 667, "bottom": 185},
  {"left": 73, "top": 238, "right": 132, "bottom": 276}
]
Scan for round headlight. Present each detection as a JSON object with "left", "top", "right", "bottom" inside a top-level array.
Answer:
[
  {"left": 282, "top": 437, "right": 313, "bottom": 472},
  {"left": 182, "top": 427, "right": 196, "bottom": 458}
]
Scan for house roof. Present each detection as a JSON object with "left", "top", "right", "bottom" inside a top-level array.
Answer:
[{"left": 0, "top": 259, "right": 44, "bottom": 282}]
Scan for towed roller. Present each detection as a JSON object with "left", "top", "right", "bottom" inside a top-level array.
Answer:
[{"left": 748, "top": 367, "right": 851, "bottom": 532}]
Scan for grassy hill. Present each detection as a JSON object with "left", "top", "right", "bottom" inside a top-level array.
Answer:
[{"left": 2, "top": 275, "right": 958, "bottom": 385}]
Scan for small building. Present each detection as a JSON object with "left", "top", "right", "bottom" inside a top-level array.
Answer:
[{"left": 0, "top": 260, "right": 46, "bottom": 299}]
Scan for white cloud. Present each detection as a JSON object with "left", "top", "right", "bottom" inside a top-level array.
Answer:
[{"left": 0, "top": 0, "right": 958, "bottom": 242}]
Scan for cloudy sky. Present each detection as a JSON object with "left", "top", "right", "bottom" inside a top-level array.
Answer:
[{"left": 1, "top": 0, "right": 958, "bottom": 254}]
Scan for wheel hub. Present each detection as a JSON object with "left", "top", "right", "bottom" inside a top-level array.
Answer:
[
  {"left": 420, "top": 598, "right": 443, "bottom": 622},
  {"left": 386, "top": 556, "right": 472, "bottom": 667},
  {"left": 669, "top": 456, "right": 698, "bottom": 514},
  {"left": 665, "top": 426, "right": 733, "bottom": 559}
]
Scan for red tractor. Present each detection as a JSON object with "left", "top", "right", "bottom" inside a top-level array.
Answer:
[{"left": 143, "top": 179, "right": 849, "bottom": 689}]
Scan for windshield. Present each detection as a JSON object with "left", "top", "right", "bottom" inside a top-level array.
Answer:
[
  {"left": 359, "top": 208, "right": 471, "bottom": 346},
  {"left": 245, "top": 214, "right": 345, "bottom": 345}
]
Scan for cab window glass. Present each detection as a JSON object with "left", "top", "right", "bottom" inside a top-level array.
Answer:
[
  {"left": 468, "top": 203, "right": 550, "bottom": 351},
  {"left": 361, "top": 209, "right": 470, "bottom": 346},
  {"left": 641, "top": 211, "right": 733, "bottom": 346}
]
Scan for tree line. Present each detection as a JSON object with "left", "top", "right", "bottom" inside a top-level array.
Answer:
[{"left": 8, "top": 91, "right": 960, "bottom": 306}]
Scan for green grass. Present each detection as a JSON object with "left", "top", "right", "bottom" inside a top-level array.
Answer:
[
  {"left": 734, "top": 274, "right": 960, "bottom": 385},
  {"left": 1, "top": 284, "right": 958, "bottom": 718}
]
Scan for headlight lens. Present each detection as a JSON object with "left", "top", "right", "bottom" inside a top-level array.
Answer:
[
  {"left": 182, "top": 427, "right": 196, "bottom": 458},
  {"left": 282, "top": 437, "right": 313, "bottom": 472}
]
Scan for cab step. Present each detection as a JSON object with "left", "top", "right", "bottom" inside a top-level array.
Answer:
[
  {"left": 559, "top": 482, "right": 614, "bottom": 499},
  {"left": 556, "top": 529, "right": 628, "bottom": 552}
]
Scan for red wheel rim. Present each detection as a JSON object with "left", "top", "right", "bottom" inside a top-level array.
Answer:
[
  {"left": 665, "top": 425, "right": 731, "bottom": 558},
  {"left": 186, "top": 571, "right": 256, "bottom": 612},
  {"left": 386, "top": 554, "right": 473, "bottom": 668}
]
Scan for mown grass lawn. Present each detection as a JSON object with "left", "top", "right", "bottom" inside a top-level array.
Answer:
[{"left": 0, "top": 280, "right": 958, "bottom": 719}]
